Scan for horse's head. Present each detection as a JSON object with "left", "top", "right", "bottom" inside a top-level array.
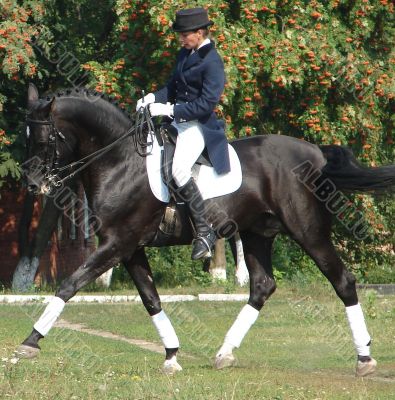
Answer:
[
  {"left": 24, "top": 83, "right": 153, "bottom": 195},
  {"left": 24, "top": 83, "right": 76, "bottom": 194}
]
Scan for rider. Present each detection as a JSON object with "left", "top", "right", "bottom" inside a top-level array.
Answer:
[{"left": 136, "top": 7, "right": 230, "bottom": 260}]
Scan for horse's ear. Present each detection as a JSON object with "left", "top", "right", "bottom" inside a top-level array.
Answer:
[{"left": 27, "top": 83, "right": 39, "bottom": 104}]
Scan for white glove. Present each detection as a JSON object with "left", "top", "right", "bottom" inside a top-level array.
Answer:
[
  {"left": 149, "top": 102, "right": 174, "bottom": 117},
  {"left": 136, "top": 92, "right": 155, "bottom": 112}
]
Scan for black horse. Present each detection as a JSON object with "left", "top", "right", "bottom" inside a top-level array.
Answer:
[{"left": 16, "top": 83, "right": 394, "bottom": 376}]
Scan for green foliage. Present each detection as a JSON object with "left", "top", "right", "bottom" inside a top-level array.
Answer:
[
  {"left": 0, "top": 0, "right": 393, "bottom": 281},
  {"left": 0, "top": 151, "right": 21, "bottom": 188},
  {"left": 363, "top": 289, "right": 378, "bottom": 319},
  {"left": 145, "top": 246, "right": 212, "bottom": 287},
  {"left": 0, "top": 1, "right": 44, "bottom": 189},
  {"left": 81, "top": 0, "right": 393, "bottom": 280},
  {"left": 0, "top": 0, "right": 116, "bottom": 190},
  {"left": 272, "top": 235, "right": 326, "bottom": 284},
  {"left": 106, "top": 247, "right": 213, "bottom": 289}
]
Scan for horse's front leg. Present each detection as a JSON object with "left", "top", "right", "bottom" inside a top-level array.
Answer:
[
  {"left": 123, "top": 248, "right": 182, "bottom": 375},
  {"left": 15, "top": 239, "right": 124, "bottom": 358}
]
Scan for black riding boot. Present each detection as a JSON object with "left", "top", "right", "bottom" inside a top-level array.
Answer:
[{"left": 178, "top": 178, "right": 217, "bottom": 260}]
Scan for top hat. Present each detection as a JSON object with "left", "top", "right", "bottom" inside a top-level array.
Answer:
[{"left": 172, "top": 7, "right": 214, "bottom": 32}]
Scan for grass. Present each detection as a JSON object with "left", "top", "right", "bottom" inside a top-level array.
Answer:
[
  {"left": 0, "top": 280, "right": 250, "bottom": 296},
  {"left": 0, "top": 284, "right": 394, "bottom": 399}
]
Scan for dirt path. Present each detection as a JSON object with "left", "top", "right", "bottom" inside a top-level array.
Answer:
[
  {"left": 55, "top": 319, "right": 195, "bottom": 358},
  {"left": 311, "top": 369, "right": 395, "bottom": 384}
]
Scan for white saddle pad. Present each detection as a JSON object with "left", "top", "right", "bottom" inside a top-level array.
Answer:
[{"left": 146, "top": 136, "right": 242, "bottom": 203}]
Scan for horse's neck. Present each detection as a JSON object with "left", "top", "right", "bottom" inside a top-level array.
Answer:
[
  {"left": 59, "top": 96, "right": 130, "bottom": 145},
  {"left": 58, "top": 96, "right": 145, "bottom": 188}
]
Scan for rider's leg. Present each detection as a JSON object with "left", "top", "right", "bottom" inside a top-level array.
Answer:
[
  {"left": 178, "top": 178, "right": 217, "bottom": 259},
  {"left": 171, "top": 120, "right": 205, "bottom": 187},
  {"left": 172, "top": 121, "right": 216, "bottom": 260}
]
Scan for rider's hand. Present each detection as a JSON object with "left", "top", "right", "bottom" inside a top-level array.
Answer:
[
  {"left": 149, "top": 102, "right": 174, "bottom": 118},
  {"left": 135, "top": 92, "right": 155, "bottom": 112}
]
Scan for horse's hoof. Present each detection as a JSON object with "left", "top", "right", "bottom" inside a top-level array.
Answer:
[
  {"left": 162, "top": 358, "right": 182, "bottom": 375},
  {"left": 356, "top": 357, "right": 377, "bottom": 377},
  {"left": 14, "top": 344, "right": 40, "bottom": 359},
  {"left": 214, "top": 353, "right": 236, "bottom": 370}
]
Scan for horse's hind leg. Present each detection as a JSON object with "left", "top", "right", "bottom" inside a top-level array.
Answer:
[
  {"left": 215, "top": 232, "right": 276, "bottom": 369},
  {"left": 15, "top": 239, "right": 123, "bottom": 359},
  {"left": 228, "top": 234, "right": 249, "bottom": 287},
  {"left": 294, "top": 230, "right": 377, "bottom": 377},
  {"left": 123, "top": 248, "right": 182, "bottom": 374}
]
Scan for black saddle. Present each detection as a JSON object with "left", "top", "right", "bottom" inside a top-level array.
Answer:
[{"left": 157, "top": 123, "right": 212, "bottom": 198}]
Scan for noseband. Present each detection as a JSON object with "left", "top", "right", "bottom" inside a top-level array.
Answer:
[
  {"left": 25, "top": 114, "right": 66, "bottom": 188},
  {"left": 25, "top": 107, "right": 156, "bottom": 191}
]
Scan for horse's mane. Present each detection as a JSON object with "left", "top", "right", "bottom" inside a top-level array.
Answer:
[
  {"left": 41, "top": 87, "right": 135, "bottom": 122},
  {"left": 39, "top": 87, "right": 152, "bottom": 158}
]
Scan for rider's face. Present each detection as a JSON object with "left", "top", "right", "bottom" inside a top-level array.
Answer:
[{"left": 178, "top": 30, "right": 204, "bottom": 50}]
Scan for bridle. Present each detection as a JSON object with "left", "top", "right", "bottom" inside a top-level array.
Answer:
[
  {"left": 25, "top": 107, "right": 156, "bottom": 191},
  {"left": 25, "top": 114, "right": 64, "bottom": 188}
]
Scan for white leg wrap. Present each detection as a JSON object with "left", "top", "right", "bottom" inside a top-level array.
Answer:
[
  {"left": 217, "top": 342, "right": 235, "bottom": 358},
  {"left": 151, "top": 310, "right": 180, "bottom": 349},
  {"left": 34, "top": 297, "right": 66, "bottom": 336},
  {"left": 345, "top": 303, "right": 371, "bottom": 356},
  {"left": 223, "top": 304, "right": 259, "bottom": 349}
]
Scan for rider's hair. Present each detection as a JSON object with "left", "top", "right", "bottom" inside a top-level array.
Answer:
[{"left": 194, "top": 28, "right": 209, "bottom": 38}]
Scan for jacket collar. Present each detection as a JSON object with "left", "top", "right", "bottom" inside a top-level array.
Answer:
[{"left": 182, "top": 41, "right": 214, "bottom": 71}]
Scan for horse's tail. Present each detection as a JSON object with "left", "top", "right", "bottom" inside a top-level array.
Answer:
[{"left": 319, "top": 145, "right": 395, "bottom": 194}]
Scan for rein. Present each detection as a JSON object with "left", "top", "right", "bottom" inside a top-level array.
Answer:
[{"left": 26, "top": 107, "right": 156, "bottom": 188}]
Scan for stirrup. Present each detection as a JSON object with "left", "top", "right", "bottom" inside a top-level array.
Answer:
[{"left": 191, "top": 230, "right": 216, "bottom": 260}]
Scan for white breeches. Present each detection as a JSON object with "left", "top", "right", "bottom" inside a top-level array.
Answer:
[{"left": 171, "top": 120, "right": 205, "bottom": 187}]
